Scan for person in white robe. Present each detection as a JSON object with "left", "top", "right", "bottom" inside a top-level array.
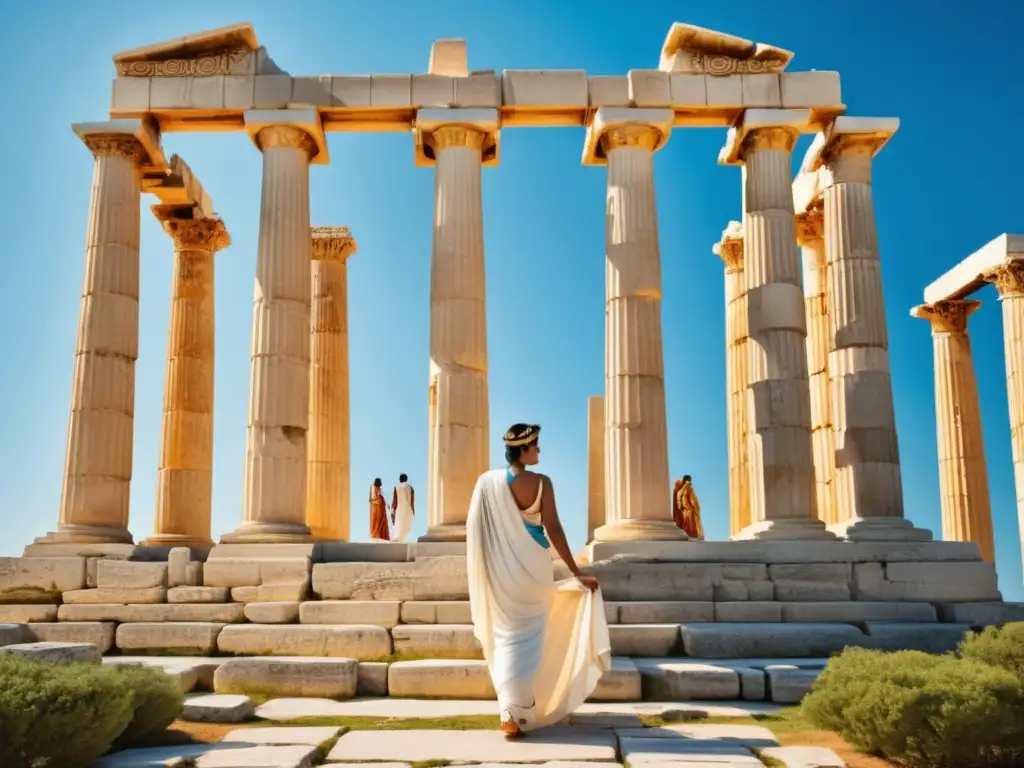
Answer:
[
  {"left": 467, "top": 422, "right": 611, "bottom": 738},
  {"left": 391, "top": 474, "right": 415, "bottom": 543}
]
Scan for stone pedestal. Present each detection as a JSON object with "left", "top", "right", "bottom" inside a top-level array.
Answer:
[
  {"left": 223, "top": 125, "right": 317, "bottom": 543},
  {"left": 37, "top": 129, "right": 147, "bottom": 547},
  {"left": 797, "top": 206, "right": 839, "bottom": 526},
  {"left": 419, "top": 122, "right": 492, "bottom": 543},
  {"left": 986, "top": 261, "right": 1024, "bottom": 570},
  {"left": 306, "top": 227, "right": 357, "bottom": 541},
  {"left": 144, "top": 217, "right": 229, "bottom": 549},
  {"left": 912, "top": 301, "right": 993, "bottom": 561},
  {"left": 587, "top": 395, "right": 606, "bottom": 542},
  {"left": 715, "top": 225, "right": 751, "bottom": 535}
]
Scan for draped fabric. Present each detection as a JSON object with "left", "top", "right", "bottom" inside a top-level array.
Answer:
[
  {"left": 673, "top": 479, "right": 704, "bottom": 539},
  {"left": 392, "top": 483, "right": 414, "bottom": 542},
  {"left": 467, "top": 469, "right": 611, "bottom": 730},
  {"left": 369, "top": 486, "right": 390, "bottom": 540}
]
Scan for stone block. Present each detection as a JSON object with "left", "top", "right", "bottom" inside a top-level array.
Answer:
[
  {"left": 617, "top": 723, "right": 777, "bottom": 747},
  {"left": 766, "top": 666, "right": 820, "bottom": 704},
  {"left": 635, "top": 659, "right": 741, "bottom": 700},
  {"left": 370, "top": 74, "right": 412, "bottom": 107},
  {"left": 0, "top": 623, "right": 26, "bottom": 645},
  {"left": 204, "top": 557, "right": 310, "bottom": 588},
  {"left": 617, "top": 602, "right": 714, "bottom": 624},
  {"left": 936, "top": 601, "right": 1024, "bottom": 625},
  {"left": 680, "top": 623, "right": 867, "bottom": 658},
  {"left": 585, "top": 563, "right": 714, "bottom": 601},
  {"left": 0, "top": 556, "right": 86, "bottom": 602},
  {"left": 588, "top": 76, "right": 630, "bottom": 107},
  {"left": 86, "top": 557, "right": 100, "bottom": 588},
  {"left": 63, "top": 587, "right": 167, "bottom": 604},
  {"left": 290, "top": 75, "right": 333, "bottom": 106},
  {"left": 116, "top": 622, "right": 224, "bottom": 654},
  {"left": 253, "top": 74, "right": 293, "bottom": 108},
  {"left": 358, "top": 661, "right": 389, "bottom": 695},
  {"left": 312, "top": 556, "right": 467, "bottom": 600},
  {"left": 714, "top": 579, "right": 775, "bottom": 601},
  {"left": 331, "top": 75, "right": 372, "bottom": 107},
  {"left": 763, "top": 745, "right": 845, "bottom": 767},
  {"left": 0, "top": 604, "right": 58, "bottom": 622},
  {"left": 741, "top": 74, "right": 782, "bottom": 107},
  {"left": 501, "top": 70, "right": 589, "bottom": 107},
  {"left": 454, "top": 72, "right": 502, "bottom": 108},
  {"left": 96, "top": 560, "right": 168, "bottom": 589},
  {"left": 186, "top": 561, "right": 203, "bottom": 586},
  {"left": 705, "top": 75, "right": 742, "bottom": 106},
  {"left": 412, "top": 74, "right": 455, "bottom": 107},
  {"left": 780, "top": 71, "right": 842, "bottom": 109},
  {"left": 217, "top": 624, "right": 391, "bottom": 660},
  {"left": 715, "top": 602, "right": 782, "bottom": 622},
  {"left": 300, "top": 600, "right": 401, "bottom": 627},
  {"left": 25, "top": 621, "right": 115, "bottom": 653},
  {"left": 392, "top": 624, "right": 482, "bottom": 659},
  {"left": 609, "top": 624, "right": 681, "bottom": 656},
  {"left": 735, "top": 666, "right": 766, "bottom": 701},
  {"left": 214, "top": 656, "right": 359, "bottom": 699},
  {"left": 167, "top": 586, "right": 229, "bottom": 603},
  {"left": 231, "top": 581, "right": 309, "bottom": 603},
  {"left": 670, "top": 74, "right": 708, "bottom": 105},
  {"left": 319, "top": 542, "right": 409, "bottom": 562},
  {"left": 619, "top": 735, "right": 762, "bottom": 765},
  {"left": 388, "top": 659, "right": 495, "bottom": 699},
  {"left": 222, "top": 724, "right": 342, "bottom": 746},
  {"left": 58, "top": 602, "right": 244, "bottom": 623},
  {"left": 863, "top": 622, "right": 974, "bottom": 653},
  {"left": 781, "top": 601, "right": 937, "bottom": 622},
  {"left": 770, "top": 563, "right": 851, "bottom": 601},
  {"left": 181, "top": 693, "right": 255, "bottom": 724},
  {"left": 399, "top": 600, "right": 472, "bottom": 624},
  {"left": 0, "top": 641, "right": 100, "bottom": 664},
  {"left": 224, "top": 75, "right": 256, "bottom": 109},
  {"left": 589, "top": 657, "right": 641, "bottom": 701},
  {"left": 111, "top": 78, "right": 150, "bottom": 112},
  {"left": 854, "top": 561, "right": 1000, "bottom": 601},
  {"left": 628, "top": 69, "right": 672, "bottom": 107},
  {"left": 244, "top": 602, "right": 299, "bottom": 624},
  {"left": 167, "top": 548, "right": 190, "bottom": 587}
]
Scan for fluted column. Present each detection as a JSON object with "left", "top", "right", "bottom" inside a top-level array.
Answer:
[
  {"left": 986, "top": 261, "right": 1024, "bottom": 570},
  {"left": 592, "top": 122, "right": 682, "bottom": 541},
  {"left": 306, "top": 226, "right": 357, "bottom": 541},
  {"left": 144, "top": 217, "right": 229, "bottom": 548},
  {"left": 715, "top": 224, "right": 751, "bottom": 535},
  {"left": 796, "top": 205, "right": 839, "bottom": 526},
  {"left": 820, "top": 126, "right": 929, "bottom": 541},
  {"left": 911, "top": 300, "right": 993, "bottom": 561},
  {"left": 223, "top": 125, "right": 316, "bottom": 543},
  {"left": 729, "top": 124, "right": 832, "bottom": 540},
  {"left": 38, "top": 131, "right": 146, "bottom": 546},
  {"left": 587, "top": 395, "right": 606, "bottom": 542},
  {"left": 420, "top": 125, "right": 490, "bottom": 542}
]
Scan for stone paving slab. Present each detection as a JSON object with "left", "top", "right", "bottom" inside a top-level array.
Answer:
[
  {"left": 619, "top": 736, "right": 762, "bottom": 765},
  {"left": 221, "top": 725, "right": 341, "bottom": 745},
  {"left": 91, "top": 743, "right": 318, "bottom": 767},
  {"left": 326, "top": 727, "right": 618, "bottom": 763},
  {"left": 615, "top": 724, "right": 778, "bottom": 748},
  {"left": 182, "top": 694, "right": 255, "bottom": 723},
  {"left": 762, "top": 745, "right": 845, "bottom": 767},
  {"left": 0, "top": 641, "right": 100, "bottom": 663}
]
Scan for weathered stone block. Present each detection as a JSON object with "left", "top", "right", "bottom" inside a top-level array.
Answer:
[
  {"left": 358, "top": 661, "right": 389, "bottom": 696},
  {"left": 244, "top": 602, "right": 299, "bottom": 624},
  {"left": 0, "top": 557, "right": 85, "bottom": 602},
  {"left": 584, "top": 563, "right": 714, "bottom": 601},
  {"left": 399, "top": 601, "right": 472, "bottom": 624},
  {"left": 167, "top": 586, "right": 229, "bottom": 603},
  {"left": 168, "top": 548, "right": 190, "bottom": 587},
  {"left": 715, "top": 602, "right": 782, "bottom": 622},
  {"left": 863, "top": 622, "right": 974, "bottom": 653},
  {"left": 0, "top": 623, "right": 26, "bottom": 646},
  {"left": 588, "top": 76, "right": 630, "bottom": 107},
  {"left": 392, "top": 624, "right": 482, "bottom": 659},
  {"left": 627, "top": 69, "right": 671, "bottom": 107},
  {"left": 215, "top": 656, "right": 359, "bottom": 699},
  {"left": 63, "top": 587, "right": 167, "bottom": 604},
  {"left": 714, "top": 579, "right": 775, "bottom": 601},
  {"left": 0, "top": 641, "right": 100, "bottom": 664},
  {"left": 766, "top": 666, "right": 820, "bottom": 704},
  {"left": 609, "top": 624, "right": 681, "bottom": 657},
  {"left": 589, "top": 657, "right": 641, "bottom": 701},
  {"left": 735, "top": 667, "right": 766, "bottom": 701},
  {"left": 635, "top": 659, "right": 741, "bottom": 700},
  {"left": 116, "top": 622, "right": 225, "bottom": 654},
  {"left": 388, "top": 659, "right": 494, "bottom": 699},
  {"left": 312, "top": 557, "right": 468, "bottom": 601},
  {"left": 936, "top": 601, "right": 1024, "bottom": 625},
  {"left": 96, "top": 560, "right": 167, "bottom": 589},
  {"left": 412, "top": 74, "right": 455, "bottom": 107},
  {"left": 25, "top": 621, "right": 115, "bottom": 653},
  {"left": 300, "top": 600, "right": 401, "bottom": 628},
  {"left": 231, "top": 581, "right": 309, "bottom": 603},
  {"left": 217, "top": 624, "right": 391, "bottom": 660},
  {"left": 680, "top": 623, "right": 867, "bottom": 659},
  {"left": 770, "top": 563, "right": 851, "bottom": 601},
  {"left": 617, "top": 602, "right": 713, "bottom": 624},
  {"left": 58, "top": 602, "right": 244, "bottom": 623},
  {"left": 205, "top": 558, "right": 310, "bottom": 588},
  {"left": 370, "top": 74, "right": 412, "bottom": 107},
  {"left": 182, "top": 693, "right": 255, "bottom": 724},
  {"left": 501, "top": 70, "right": 589, "bottom": 107},
  {"left": 0, "top": 605, "right": 58, "bottom": 623},
  {"left": 454, "top": 73, "right": 502, "bottom": 108},
  {"left": 780, "top": 601, "right": 937, "bottom": 623},
  {"left": 854, "top": 562, "right": 1000, "bottom": 602},
  {"left": 780, "top": 71, "right": 842, "bottom": 109}
]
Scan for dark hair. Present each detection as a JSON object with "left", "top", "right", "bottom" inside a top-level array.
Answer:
[
  {"left": 505, "top": 445, "right": 523, "bottom": 464},
  {"left": 399, "top": 473, "right": 408, "bottom": 483},
  {"left": 373, "top": 477, "right": 382, "bottom": 487},
  {"left": 683, "top": 474, "right": 692, "bottom": 483}
]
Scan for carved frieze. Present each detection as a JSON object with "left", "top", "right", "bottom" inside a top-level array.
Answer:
[
  {"left": 690, "top": 54, "right": 786, "bottom": 76},
  {"left": 117, "top": 47, "right": 252, "bottom": 78}
]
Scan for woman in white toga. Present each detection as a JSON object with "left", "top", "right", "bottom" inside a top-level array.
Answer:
[
  {"left": 391, "top": 473, "right": 415, "bottom": 543},
  {"left": 466, "top": 423, "right": 611, "bottom": 738}
]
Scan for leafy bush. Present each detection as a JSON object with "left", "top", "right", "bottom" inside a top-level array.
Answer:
[
  {"left": 959, "top": 621, "right": 1024, "bottom": 677},
  {"left": 109, "top": 664, "right": 185, "bottom": 750},
  {"left": 802, "top": 646, "right": 1024, "bottom": 768},
  {"left": 0, "top": 656, "right": 136, "bottom": 768}
]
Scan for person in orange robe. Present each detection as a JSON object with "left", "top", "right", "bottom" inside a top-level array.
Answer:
[
  {"left": 369, "top": 477, "right": 391, "bottom": 540},
  {"left": 672, "top": 475, "right": 704, "bottom": 539}
]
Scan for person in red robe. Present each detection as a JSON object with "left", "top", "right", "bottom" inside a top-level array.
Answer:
[{"left": 369, "top": 477, "right": 391, "bottom": 540}]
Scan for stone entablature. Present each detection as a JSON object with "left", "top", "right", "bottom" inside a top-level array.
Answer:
[{"left": 659, "top": 22, "right": 794, "bottom": 76}]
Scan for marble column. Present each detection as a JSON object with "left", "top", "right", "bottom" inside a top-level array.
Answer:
[
  {"left": 715, "top": 224, "right": 752, "bottom": 535},
  {"left": 986, "top": 260, "right": 1024, "bottom": 569},
  {"left": 144, "top": 216, "right": 229, "bottom": 548},
  {"left": 796, "top": 204, "right": 839, "bottom": 526},
  {"left": 38, "top": 130, "right": 146, "bottom": 545},
  {"left": 727, "top": 122, "right": 833, "bottom": 540},
  {"left": 587, "top": 395, "right": 606, "bottom": 542},
  {"left": 592, "top": 120, "right": 683, "bottom": 542},
  {"left": 306, "top": 226, "right": 357, "bottom": 541},
  {"left": 911, "top": 300, "right": 993, "bottom": 561},
  {"left": 421, "top": 125, "right": 491, "bottom": 542},
  {"left": 819, "top": 124, "right": 929, "bottom": 541},
  {"left": 223, "top": 125, "right": 317, "bottom": 543}
]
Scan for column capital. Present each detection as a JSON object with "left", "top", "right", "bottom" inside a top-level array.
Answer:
[
  {"left": 311, "top": 225, "right": 357, "bottom": 261},
  {"left": 795, "top": 203, "right": 824, "bottom": 245},
  {"left": 414, "top": 108, "right": 500, "bottom": 167},
  {"left": 804, "top": 116, "right": 899, "bottom": 174},
  {"left": 582, "top": 107, "right": 673, "bottom": 166},
  {"left": 73, "top": 118, "right": 164, "bottom": 169},
  {"left": 911, "top": 300, "right": 982, "bottom": 334},
  {"left": 718, "top": 108, "right": 809, "bottom": 165},
  {"left": 986, "top": 260, "right": 1024, "bottom": 299},
  {"left": 244, "top": 109, "right": 328, "bottom": 164},
  {"left": 712, "top": 221, "right": 744, "bottom": 272},
  {"left": 162, "top": 217, "right": 231, "bottom": 252}
]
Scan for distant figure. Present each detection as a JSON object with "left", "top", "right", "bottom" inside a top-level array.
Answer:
[
  {"left": 673, "top": 475, "right": 704, "bottom": 540},
  {"left": 369, "top": 478, "right": 390, "bottom": 541},
  {"left": 391, "top": 473, "right": 415, "bottom": 543}
]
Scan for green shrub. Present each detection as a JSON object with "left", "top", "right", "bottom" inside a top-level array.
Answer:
[
  {"left": 109, "top": 664, "right": 184, "bottom": 750},
  {"left": 0, "top": 656, "right": 136, "bottom": 768},
  {"left": 959, "top": 621, "right": 1024, "bottom": 677},
  {"left": 802, "top": 647, "right": 1024, "bottom": 768}
]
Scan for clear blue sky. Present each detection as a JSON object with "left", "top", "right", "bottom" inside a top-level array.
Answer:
[{"left": 1, "top": 0, "right": 1022, "bottom": 599}]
